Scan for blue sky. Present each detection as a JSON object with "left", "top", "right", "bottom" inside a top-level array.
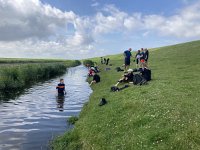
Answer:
[
  {"left": 41, "top": 0, "right": 189, "bottom": 16},
  {"left": 0, "top": 0, "right": 200, "bottom": 59}
]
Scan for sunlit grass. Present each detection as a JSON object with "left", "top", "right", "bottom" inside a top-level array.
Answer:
[{"left": 52, "top": 40, "right": 200, "bottom": 150}]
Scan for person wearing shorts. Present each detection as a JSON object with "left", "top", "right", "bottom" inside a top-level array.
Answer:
[{"left": 123, "top": 48, "right": 132, "bottom": 72}]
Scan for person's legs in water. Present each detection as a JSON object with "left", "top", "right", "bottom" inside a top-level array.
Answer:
[{"left": 56, "top": 94, "right": 65, "bottom": 111}]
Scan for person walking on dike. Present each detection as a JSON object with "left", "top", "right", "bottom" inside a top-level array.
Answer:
[
  {"left": 123, "top": 48, "right": 132, "bottom": 72},
  {"left": 90, "top": 72, "right": 100, "bottom": 86},
  {"left": 135, "top": 50, "right": 141, "bottom": 68},
  {"left": 56, "top": 79, "right": 66, "bottom": 96}
]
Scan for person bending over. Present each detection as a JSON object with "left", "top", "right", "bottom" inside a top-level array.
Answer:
[
  {"left": 56, "top": 79, "right": 66, "bottom": 96},
  {"left": 90, "top": 72, "right": 100, "bottom": 86}
]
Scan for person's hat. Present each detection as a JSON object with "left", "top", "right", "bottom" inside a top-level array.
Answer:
[
  {"left": 127, "top": 69, "right": 133, "bottom": 72},
  {"left": 91, "top": 67, "right": 95, "bottom": 70}
]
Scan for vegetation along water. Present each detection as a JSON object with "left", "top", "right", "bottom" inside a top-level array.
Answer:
[{"left": 0, "top": 59, "right": 81, "bottom": 98}]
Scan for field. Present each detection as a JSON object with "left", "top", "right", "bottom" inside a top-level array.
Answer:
[
  {"left": 52, "top": 40, "right": 200, "bottom": 150},
  {"left": 0, "top": 59, "right": 81, "bottom": 97}
]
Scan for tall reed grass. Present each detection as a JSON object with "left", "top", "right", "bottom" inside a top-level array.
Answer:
[{"left": 0, "top": 60, "right": 81, "bottom": 91}]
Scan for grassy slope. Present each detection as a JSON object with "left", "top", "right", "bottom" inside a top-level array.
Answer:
[{"left": 53, "top": 40, "right": 200, "bottom": 150}]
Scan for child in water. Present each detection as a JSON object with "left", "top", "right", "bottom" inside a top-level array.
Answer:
[{"left": 56, "top": 79, "right": 66, "bottom": 95}]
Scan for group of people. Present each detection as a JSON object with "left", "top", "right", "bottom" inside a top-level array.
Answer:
[
  {"left": 101, "top": 57, "right": 110, "bottom": 65},
  {"left": 114, "top": 47, "right": 150, "bottom": 88},
  {"left": 56, "top": 47, "right": 150, "bottom": 99},
  {"left": 124, "top": 48, "right": 149, "bottom": 72},
  {"left": 135, "top": 48, "right": 149, "bottom": 68}
]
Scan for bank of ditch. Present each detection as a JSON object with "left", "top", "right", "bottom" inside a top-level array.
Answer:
[{"left": 53, "top": 40, "right": 200, "bottom": 150}]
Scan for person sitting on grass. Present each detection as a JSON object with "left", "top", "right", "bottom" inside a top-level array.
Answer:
[
  {"left": 115, "top": 69, "right": 133, "bottom": 87},
  {"left": 56, "top": 79, "right": 66, "bottom": 96},
  {"left": 90, "top": 72, "right": 100, "bottom": 86}
]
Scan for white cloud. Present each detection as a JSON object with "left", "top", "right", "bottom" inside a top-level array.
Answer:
[
  {"left": 143, "top": 1, "right": 200, "bottom": 38},
  {"left": 0, "top": 0, "right": 200, "bottom": 59},
  {"left": 0, "top": 0, "right": 76, "bottom": 41}
]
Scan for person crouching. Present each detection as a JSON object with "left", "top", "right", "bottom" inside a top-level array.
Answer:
[{"left": 90, "top": 72, "right": 100, "bottom": 86}]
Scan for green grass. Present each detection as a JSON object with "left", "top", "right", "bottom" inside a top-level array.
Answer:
[
  {"left": 0, "top": 59, "right": 81, "bottom": 95},
  {"left": 52, "top": 40, "right": 200, "bottom": 150}
]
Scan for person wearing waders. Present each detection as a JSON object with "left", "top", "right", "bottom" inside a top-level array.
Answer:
[{"left": 56, "top": 79, "right": 66, "bottom": 96}]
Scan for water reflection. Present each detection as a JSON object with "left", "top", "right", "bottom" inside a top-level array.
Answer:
[
  {"left": 56, "top": 95, "right": 65, "bottom": 112},
  {"left": 0, "top": 65, "right": 92, "bottom": 150}
]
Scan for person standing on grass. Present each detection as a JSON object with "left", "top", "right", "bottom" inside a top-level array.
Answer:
[
  {"left": 123, "top": 48, "right": 132, "bottom": 72},
  {"left": 140, "top": 48, "right": 146, "bottom": 68},
  {"left": 106, "top": 58, "right": 110, "bottom": 65},
  {"left": 104, "top": 58, "right": 107, "bottom": 64},
  {"left": 100, "top": 57, "right": 103, "bottom": 64},
  {"left": 135, "top": 50, "right": 141, "bottom": 68},
  {"left": 144, "top": 48, "right": 149, "bottom": 65}
]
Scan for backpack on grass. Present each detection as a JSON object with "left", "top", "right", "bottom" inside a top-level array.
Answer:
[
  {"left": 115, "top": 67, "right": 124, "bottom": 72},
  {"left": 132, "top": 74, "right": 147, "bottom": 85}
]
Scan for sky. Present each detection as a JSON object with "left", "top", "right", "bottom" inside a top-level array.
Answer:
[{"left": 0, "top": 0, "right": 200, "bottom": 59}]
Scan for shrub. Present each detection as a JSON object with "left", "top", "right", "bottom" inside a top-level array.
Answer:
[
  {"left": 0, "top": 60, "right": 80, "bottom": 92},
  {"left": 67, "top": 116, "right": 79, "bottom": 125},
  {"left": 83, "top": 59, "right": 94, "bottom": 67}
]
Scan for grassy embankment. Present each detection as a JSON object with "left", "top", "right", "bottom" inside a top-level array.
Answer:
[
  {"left": 0, "top": 59, "right": 80, "bottom": 96},
  {"left": 53, "top": 40, "right": 200, "bottom": 150}
]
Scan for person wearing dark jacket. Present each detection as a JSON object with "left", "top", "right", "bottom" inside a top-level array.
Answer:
[
  {"left": 144, "top": 48, "right": 149, "bottom": 64},
  {"left": 56, "top": 79, "right": 66, "bottom": 95},
  {"left": 90, "top": 72, "right": 100, "bottom": 86},
  {"left": 124, "top": 48, "right": 132, "bottom": 72},
  {"left": 106, "top": 58, "right": 110, "bottom": 65},
  {"left": 135, "top": 50, "right": 141, "bottom": 68}
]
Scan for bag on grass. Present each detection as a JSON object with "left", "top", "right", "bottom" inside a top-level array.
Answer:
[
  {"left": 115, "top": 67, "right": 124, "bottom": 72},
  {"left": 111, "top": 86, "right": 119, "bottom": 92},
  {"left": 132, "top": 74, "right": 147, "bottom": 85}
]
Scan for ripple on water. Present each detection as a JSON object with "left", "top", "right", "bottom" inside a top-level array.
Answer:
[{"left": 0, "top": 65, "right": 92, "bottom": 150}]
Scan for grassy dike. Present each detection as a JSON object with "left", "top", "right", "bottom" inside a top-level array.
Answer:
[
  {"left": 52, "top": 40, "right": 200, "bottom": 150},
  {"left": 0, "top": 60, "right": 80, "bottom": 93}
]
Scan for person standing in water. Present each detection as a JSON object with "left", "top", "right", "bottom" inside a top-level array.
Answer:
[{"left": 56, "top": 79, "right": 66, "bottom": 96}]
